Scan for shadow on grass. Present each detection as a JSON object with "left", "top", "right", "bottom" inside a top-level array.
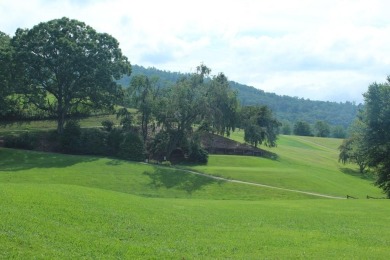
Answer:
[
  {"left": 0, "top": 148, "right": 98, "bottom": 172},
  {"left": 143, "top": 166, "right": 224, "bottom": 194},
  {"left": 339, "top": 167, "right": 375, "bottom": 180}
]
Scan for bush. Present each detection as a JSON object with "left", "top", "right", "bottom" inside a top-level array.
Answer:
[
  {"left": 119, "top": 132, "right": 145, "bottom": 161},
  {"left": 4, "top": 132, "right": 37, "bottom": 150},
  {"left": 106, "top": 128, "right": 124, "bottom": 156},
  {"left": 61, "top": 120, "right": 82, "bottom": 153},
  {"left": 101, "top": 120, "right": 115, "bottom": 132},
  {"left": 188, "top": 142, "right": 208, "bottom": 164},
  {"left": 79, "top": 128, "right": 108, "bottom": 155}
]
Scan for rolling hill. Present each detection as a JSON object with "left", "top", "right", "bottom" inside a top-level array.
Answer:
[{"left": 1, "top": 135, "right": 389, "bottom": 258}]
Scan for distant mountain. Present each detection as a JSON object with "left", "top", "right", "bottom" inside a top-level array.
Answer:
[{"left": 119, "top": 65, "right": 359, "bottom": 128}]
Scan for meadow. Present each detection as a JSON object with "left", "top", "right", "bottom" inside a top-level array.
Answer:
[{"left": 1, "top": 127, "right": 389, "bottom": 258}]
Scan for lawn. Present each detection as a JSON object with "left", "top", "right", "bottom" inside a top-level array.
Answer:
[
  {"left": 189, "top": 134, "right": 383, "bottom": 198},
  {"left": 0, "top": 133, "right": 389, "bottom": 258},
  {"left": 1, "top": 183, "right": 389, "bottom": 259}
]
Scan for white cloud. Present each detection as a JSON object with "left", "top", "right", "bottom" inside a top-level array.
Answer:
[{"left": 2, "top": 0, "right": 390, "bottom": 103}]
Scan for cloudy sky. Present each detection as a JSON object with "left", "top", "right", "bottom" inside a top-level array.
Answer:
[{"left": 2, "top": 0, "right": 390, "bottom": 103}]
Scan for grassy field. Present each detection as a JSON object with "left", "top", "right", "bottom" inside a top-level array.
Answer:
[
  {"left": 189, "top": 134, "right": 383, "bottom": 198},
  {"left": 1, "top": 132, "right": 389, "bottom": 258}
]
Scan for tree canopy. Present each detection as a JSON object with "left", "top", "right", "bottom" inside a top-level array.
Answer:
[
  {"left": 0, "top": 31, "right": 16, "bottom": 117},
  {"left": 12, "top": 17, "right": 131, "bottom": 133}
]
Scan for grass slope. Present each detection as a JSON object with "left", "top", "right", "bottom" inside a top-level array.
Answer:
[
  {"left": 1, "top": 184, "right": 389, "bottom": 259},
  {"left": 0, "top": 134, "right": 388, "bottom": 258},
  {"left": 190, "top": 134, "right": 383, "bottom": 198},
  {"left": 0, "top": 148, "right": 314, "bottom": 200}
]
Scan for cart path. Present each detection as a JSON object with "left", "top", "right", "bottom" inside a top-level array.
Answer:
[{"left": 142, "top": 163, "right": 346, "bottom": 199}]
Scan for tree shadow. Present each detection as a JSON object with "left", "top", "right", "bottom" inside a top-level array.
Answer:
[
  {"left": 0, "top": 148, "right": 98, "bottom": 172},
  {"left": 105, "top": 159, "right": 124, "bottom": 166},
  {"left": 143, "top": 166, "right": 224, "bottom": 194},
  {"left": 339, "top": 167, "right": 375, "bottom": 180}
]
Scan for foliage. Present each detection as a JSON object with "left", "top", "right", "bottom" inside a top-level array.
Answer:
[
  {"left": 60, "top": 120, "right": 82, "bottom": 153},
  {"left": 116, "top": 108, "right": 133, "bottom": 131},
  {"left": 0, "top": 31, "right": 21, "bottom": 119},
  {"left": 338, "top": 135, "right": 368, "bottom": 174},
  {"left": 293, "top": 121, "right": 312, "bottom": 136},
  {"left": 332, "top": 125, "right": 347, "bottom": 138},
  {"left": 3, "top": 132, "right": 37, "bottom": 150},
  {"left": 281, "top": 122, "right": 292, "bottom": 135},
  {"left": 101, "top": 119, "right": 115, "bottom": 132},
  {"left": 79, "top": 128, "right": 108, "bottom": 155},
  {"left": 241, "top": 106, "right": 281, "bottom": 147},
  {"left": 187, "top": 140, "right": 209, "bottom": 164},
  {"left": 314, "top": 120, "right": 330, "bottom": 137},
  {"left": 203, "top": 73, "right": 238, "bottom": 136},
  {"left": 359, "top": 80, "right": 390, "bottom": 197},
  {"left": 119, "top": 132, "right": 145, "bottom": 161},
  {"left": 128, "top": 75, "right": 160, "bottom": 142},
  {"left": 119, "top": 65, "right": 359, "bottom": 128},
  {"left": 12, "top": 17, "right": 131, "bottom": 133}
]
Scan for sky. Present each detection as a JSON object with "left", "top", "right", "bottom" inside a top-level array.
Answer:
[{"left": 2, "top": 0, "right": 390, "bottom": 103}]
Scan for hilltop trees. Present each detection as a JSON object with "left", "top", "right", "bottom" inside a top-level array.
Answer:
[{"left": 12, "top": 17, "right": 131, "bottom": 133}]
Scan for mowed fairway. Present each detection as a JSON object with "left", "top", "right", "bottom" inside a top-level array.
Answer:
[{"left": 1, "top": 135, "right": 389, "bottom": 258}]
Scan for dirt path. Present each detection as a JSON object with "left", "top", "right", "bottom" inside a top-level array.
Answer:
[{"left": 143, "top": 163, "right": 346, "bottom": 199}]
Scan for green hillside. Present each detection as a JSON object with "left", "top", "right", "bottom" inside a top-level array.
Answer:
[
  {"left": 1, "top": 135, "right": 389, "bottom": 258},
  {"left": 121, "top": 65, "right": 359, "bottom": 127}
]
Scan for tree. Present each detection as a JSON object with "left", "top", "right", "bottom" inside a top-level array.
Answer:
[
  {"left": 241, "top": 106, "right": 281, "bottom": 148},
  {"left": 359, "top": 80, "right": 390, "bottom": 196},
  {"left": 0, "top": 31, "right": 17, "bottom": 117},
  {"left": 338, "top": 132, "right": 368, "bottom": 174},
  {"left": 128, "top": 75, "right": 160, "bottom": 142},
  {"left": 314, "top": 120, "right": 330, "bottom": 137},
  {"left": 12, "top": 17, "right": 131, "bottom": 133},
  {"left": 154, "top": 68, "right": 207, "bottom": 159},
  {"left": 204, "top": 73, "right": 238, "bottom": 136},
  {"left": 281, "top": 122, "right": 292, "bottom": 135},
  {"left": 332, "top": 125, "right": 347, "bottom": 139},
  {"left": 293, "top": 121, "right": 312, "bottom": 136}
]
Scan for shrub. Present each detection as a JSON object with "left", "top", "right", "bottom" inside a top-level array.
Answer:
[
  {"left": 188, "top": 141, "right": 208, "bottom": 164},
  {"left": 4, "top": 132, "right": 37, "bottom": 150},
  {"left": 106, "top": 128, "right": 124, "bottom": 156},
  {"left": 101, "top": 120, "right": 115, "bottom": 132},
  {"left": 119, "top": 132, "right": 145, "bottom": 161},
  {"left": 79, "top": 128, "right": 108, "bottom": 155},
  {"left": 61, "top": 120, "right": 82, "bottom": 153}
]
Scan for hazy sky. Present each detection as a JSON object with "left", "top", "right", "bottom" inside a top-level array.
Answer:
[{"left": 2, "top": 0, "right": 390, "bottom": 103}]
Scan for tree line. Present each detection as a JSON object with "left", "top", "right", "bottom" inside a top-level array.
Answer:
[
  {"left": 0, "top": 17, "right": 281, "bottom": 163},
  {"left": 121, "top": 65, "right": 357, "bottom": 131}
]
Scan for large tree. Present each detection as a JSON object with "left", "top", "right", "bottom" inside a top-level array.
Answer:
[
  {"left": 0, "top": 31, "right": 16, "bottom": 117},
  {"left": 12, "top": 17, "right": 131, "bottom": 133},
  {"left": 359, "top": 81, "right": 390, "bottom": 196}
]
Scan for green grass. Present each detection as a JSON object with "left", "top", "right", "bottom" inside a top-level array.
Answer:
[
  {"left": 0, "top": 148, "right": 314, "bottom": 200},
  {"left": 189, "top": 134, "right": 382, "bottom": 198},
  {"left": 1, "top": 183, "right": 389, "bottom": 259},
  {"left": 1, "top": 132, "right": 389, "bottom": 258}
]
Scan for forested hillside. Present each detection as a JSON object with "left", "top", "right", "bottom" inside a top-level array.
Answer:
[{"left": 120, "top": 65, "right": 359, "bottom": 128}]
